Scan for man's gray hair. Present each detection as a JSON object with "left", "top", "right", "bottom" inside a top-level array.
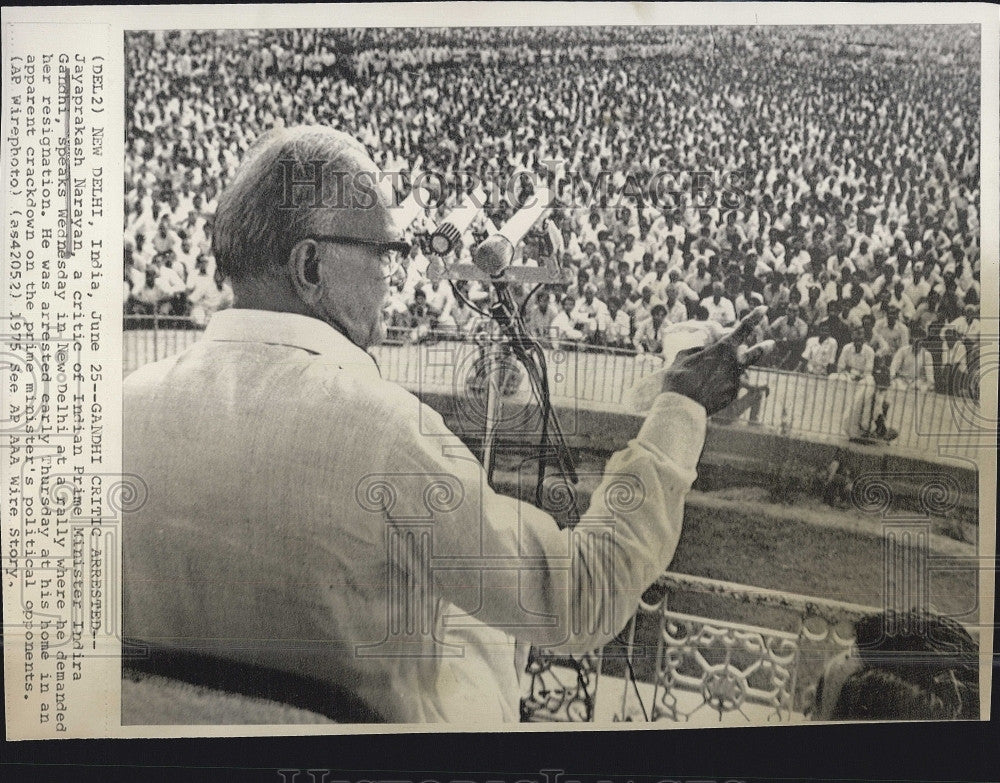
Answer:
[{"left": 212, "top": 126, "right": 370, "bottom": 281}]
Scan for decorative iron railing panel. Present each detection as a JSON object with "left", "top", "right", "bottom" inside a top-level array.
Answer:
[
  {"left": 520, "top": 649, "right": 602, "bottom": 722},
  {"left": 520, "top": 572, "right": 880, "bottom": 723},
  {"left": 649, "top": 611, "right": 798, "bottom": 722}
]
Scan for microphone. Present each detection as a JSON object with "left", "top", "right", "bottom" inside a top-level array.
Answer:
[
  {"left": 472, "top": 234, "right": 516, "bottom": 278},
  {"left": 471, "top": 188, "right": 553, "bottom": 277},
  {"left": 429, "top": 186, "right": 487, "bottom": 255}
]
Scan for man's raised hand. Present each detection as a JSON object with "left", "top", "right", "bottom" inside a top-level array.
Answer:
[{"left": 660, "top": 306, "right": 773, "bottom": 415}]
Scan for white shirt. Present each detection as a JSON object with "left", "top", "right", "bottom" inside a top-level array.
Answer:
[
  {"left": 890, "top": 345, "right": 935, "bottom": 386},
  {"left": 700, "top": 295, "right": 736, "bottom": 326},
  {"left": 550, "top": 310, "right": 585, "bottom": 341},
  {"left": 944, "top": 340, "right": 968, "bottom": 372},
  {"left": 123, "top": 309, "right": 706, "bottom": 723},
  {"left": 135, "top": 271, "right": 183, "bottom": 306},
  {"left": 425, "top": 283, "right": 454, "bottom": 318},
  {"left": 156, "top": 264, "right": 187, "bottom": 296},
  {"left": 187, "top": 273, "right": 234, "bottom": 326},
  {"left": 802, "top": 336, "right": 839, "bottom": 375},
  {"left": 948, "top": 316, "right": 980, "bottom": 340},
  {"left": 660, "top": 319, "right": 727, "bottom": 365},
  {"left": 837, "top": 342, "right": 876, "bottom": 377},
  {"left": 662, "top": 299, "right": 689, "bottom": 326},
  {"left": 602, "top": 309, "right": 632, "bottom": 342},
  {"left": 638, "top": 271, "right": 672, "bottom": 301},
  {"left": 571, "top": 297, "right": 610, "bottom": 330}
]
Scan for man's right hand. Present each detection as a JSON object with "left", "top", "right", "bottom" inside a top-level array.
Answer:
[{"left": 660, "top": 307, "right": 771, "bottom": 415}]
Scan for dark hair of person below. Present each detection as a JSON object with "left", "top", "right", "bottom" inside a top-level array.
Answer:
[{"left": 831, "top": 610, "right": 980, "bottom": 721}]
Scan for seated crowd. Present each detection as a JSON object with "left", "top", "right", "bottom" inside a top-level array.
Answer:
[{"left": 125, "top": 25, "right": 982, "bottom": 398}]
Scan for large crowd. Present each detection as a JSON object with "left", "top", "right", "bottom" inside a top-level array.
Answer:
[{"left": 125, "top": 25, "right": 982, "bottom": 397}]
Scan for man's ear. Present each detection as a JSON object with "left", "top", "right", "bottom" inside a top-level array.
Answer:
[{"left": 289, "top": 239, "right": 322, "bottom": 299}]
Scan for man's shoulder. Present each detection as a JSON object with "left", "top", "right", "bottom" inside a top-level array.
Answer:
[
  {"left": 125, "top": 338, "right": 202, "bottom": 393},
  {"left": 128, "top": 341, "right": 420, "bottom": 415}
]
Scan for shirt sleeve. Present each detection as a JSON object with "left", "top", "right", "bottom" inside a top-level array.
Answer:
[{"left": 389, "top": 390, "right": 706, "bottom": 655}]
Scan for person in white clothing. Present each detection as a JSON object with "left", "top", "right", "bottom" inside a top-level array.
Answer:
[
  {"left": 637, "top": 259, "right": 672, "bottom": 302},
  {"left": 667, "top": 268, "right": 699, "bottom": 305},
  {"left": 550, "top": 294, "right": 587, "bottom": 345},
  {"left": 659, "top": 305, "right": 728, "bottom": 366},
  {"left": 123, "top": 126, "right": 767, "bottom": 724},
  {"left": 634, "top": 303, "right": 669, "bottom": 354},
  {"left": 800, "top": 322, "right": 839, "bottom": 376},
  {"left": 700, "top": 282, "right": 736, "bottom": 326},
  {"left": 941, "top": 327, "right": 968, "bottom": 395},
  {"left": 833, "top": 330, "right": 876, "bottom": 385},
  {"left": 187, "top": 255, "right": 235, "bottom": 327},
  {"left": 947, "top": 304, "right": 980, "bottom": 340},
  {"left": 889, "top": 327, "right": 935, "bottom": 391},
  {"left": 570, "top": 283, "right": 610, "bottom": 342},
  {"left": 601, "top": 296, "right": 632, "bottom": 348}
]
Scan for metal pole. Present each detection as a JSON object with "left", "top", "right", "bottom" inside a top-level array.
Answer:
[
  {"left": 152, "top": 311, "right": 159, "bottom": 363},
  {"left": 481, "top": 292, "right": 503, "bottom": 482}
]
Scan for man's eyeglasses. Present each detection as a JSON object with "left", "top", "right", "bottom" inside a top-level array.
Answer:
[{"left": 304, "top": 234, "right": 411, "bottom": 275}]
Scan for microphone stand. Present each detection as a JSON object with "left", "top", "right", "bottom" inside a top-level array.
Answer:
[
  {"left": 487, "top": 280, "right": 578, "bottom": 515},
  {"left": 428, "top": 256, "right": 578, "bottom": 522},
  {"left": 431, "top": 251, "right": 598, "bottom": 722}
]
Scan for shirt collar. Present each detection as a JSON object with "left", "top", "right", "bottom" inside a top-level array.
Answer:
[{"left": 204, "top": 309, "right": 380, "bottom": 375}]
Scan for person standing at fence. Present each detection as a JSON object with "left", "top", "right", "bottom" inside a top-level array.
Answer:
[
  {"left": 941, "top": 326, "right": 969, "bottom": 395},
  {"left": 634, "top": 303, "right": 668, "bottom": 354},
  {"left": 701, "top": 281, "right": 736, "bottom": 327},
  {"left": 603, "top": 296, "right": 633, "bottom": 349},
  {"left": 132, "top": 264, "right": 180, "bottom": 316},
  {"left": 123, "top": 125, "right": 774, "bottom": 723},
  {"left": 873, "top": 305, "right": 910, "bottom": 359},
  {"left": 843, "top": 365, "right": 898, "bottom": 443},
  {"left": 571, "top": 283, "right": 610, "bottom": 344},
  {"left": 523, "top": 290, "right": 557, "bottom": 347},
  {"left": 407, "top": 287, "right": 434, "bottom": 343},
  {"left": 766, "top": 302, "right": 809, "bottom": 369}
]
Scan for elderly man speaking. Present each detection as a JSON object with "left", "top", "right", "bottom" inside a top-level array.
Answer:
[{"left": 124, "top": 126, "right": 765, "bottom": 724}]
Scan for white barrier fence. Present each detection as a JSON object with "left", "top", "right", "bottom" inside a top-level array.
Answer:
[{"left": 123, "top": 316, "right": 985, "bottom": 460}]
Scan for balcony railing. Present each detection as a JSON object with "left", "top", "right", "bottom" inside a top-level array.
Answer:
[
  {"left": 123, "top": 316, "right": 984, "bottom": 460},
  {"left": 521, "top": 571, "right": 880, "bottom": 724}
]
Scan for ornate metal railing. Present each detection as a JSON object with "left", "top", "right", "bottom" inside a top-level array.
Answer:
[
  {"left": 520, "top": 648, "right": 603, "bottom": 723},
  {"left": 521, "top": 572, "right": 878, "bottom": 724},
  {"left": 123, "top": 315, "right": 984, "bottom": 459}
]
